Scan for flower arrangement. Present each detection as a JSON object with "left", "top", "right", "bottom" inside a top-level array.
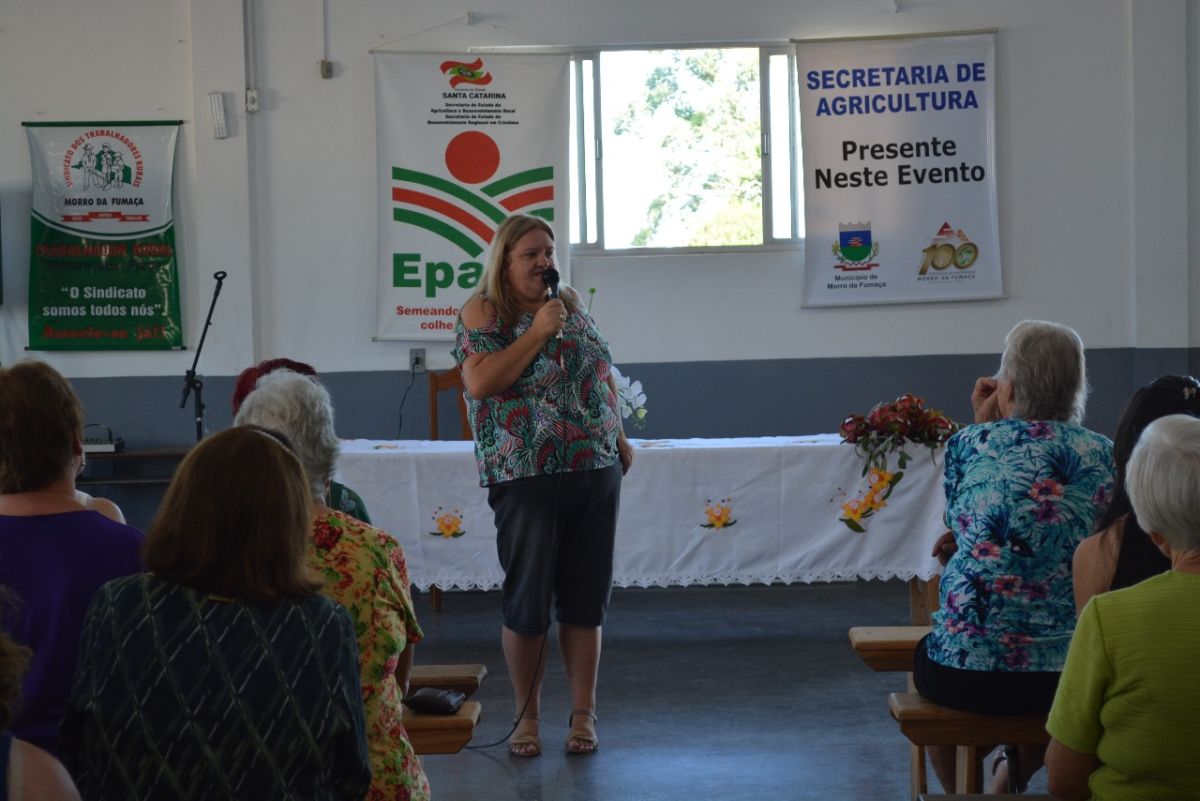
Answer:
[
  {"left": 837, "top": 393, "right": 960, "bottom": 532},
  {"left": 611, "top": 365, "right": 648, "bottom": 428}
]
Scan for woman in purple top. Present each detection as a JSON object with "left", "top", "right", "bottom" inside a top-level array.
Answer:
[{"left": 0, "top": 361, "right": 142, "bottom": 755}]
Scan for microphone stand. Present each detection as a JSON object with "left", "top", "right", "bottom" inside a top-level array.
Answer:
[{"left": 179, "top": 270, "right": 228, "bottom": 443}]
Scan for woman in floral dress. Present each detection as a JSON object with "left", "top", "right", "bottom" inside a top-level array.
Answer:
[
  {"left": 454, "top": 215, "right": 634, "bottom": 758},
  {"left": 236, "top": 371, "right": 429, "bottom": 801},
  {"left": 915, "top": 320, "right": 1114, "bottom": 794}
]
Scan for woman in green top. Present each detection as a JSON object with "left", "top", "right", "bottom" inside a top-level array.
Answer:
[{"left": 1046, "top": 414, "right": 1200, "bottom": 800}]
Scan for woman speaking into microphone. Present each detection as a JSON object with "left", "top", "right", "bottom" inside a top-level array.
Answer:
[{"left": 453, "top": 214, "right": 633, "bottom": 758}]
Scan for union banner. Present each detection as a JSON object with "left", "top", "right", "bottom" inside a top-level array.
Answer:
[
  {"left": 24, "top": 121, "right": 183, "bottom": 350},
  {"left": 374, "top": 53, "right": 569, "bottom": 339}
]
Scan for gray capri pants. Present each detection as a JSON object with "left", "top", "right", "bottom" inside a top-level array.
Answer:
[{"left": 487, "top": 463, "right": 622, "bottom": 635}]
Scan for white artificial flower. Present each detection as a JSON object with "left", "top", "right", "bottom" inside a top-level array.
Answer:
[{"left": 610, "top": 366, "right": 647, "bottom": 422}]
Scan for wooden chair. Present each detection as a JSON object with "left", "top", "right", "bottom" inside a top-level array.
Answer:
[
  {"left": 426, "top": 368, "right": 471, "bottom": 610},
  {"left": 428, "top": 368, "right": 471, "bottom": 441}
]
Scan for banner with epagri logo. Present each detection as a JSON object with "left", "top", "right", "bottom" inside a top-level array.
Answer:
[
  {"left": 795, "top": 32, "right": 1002, "bottom": 307},
  {"left": 24, "top": 121, "right": 183, "bottom": 349},
  {"left": 374, "top": 52, "right": 569, "bottom": 340}
]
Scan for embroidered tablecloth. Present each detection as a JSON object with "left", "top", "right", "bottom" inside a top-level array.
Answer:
[{"left": 336, "top": 435, "right": 943, "bottom": 590}]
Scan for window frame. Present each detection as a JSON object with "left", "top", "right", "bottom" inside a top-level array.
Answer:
[{"left": 569, "top": 43, "right": 804, "bottom": 256}]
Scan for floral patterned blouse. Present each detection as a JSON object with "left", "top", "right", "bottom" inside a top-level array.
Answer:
[
  {"left": 452, "top": 295, "right": 622, "bottom": 486},
  {"left": 309, "top": 509, "right": 429, "bottom": 801},
  {"left": 928, "top": 419, "right": 1114, "bottom": 672}
]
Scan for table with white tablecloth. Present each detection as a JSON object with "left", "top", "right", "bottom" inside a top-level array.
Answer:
[{"left": 335, "top": 435, "right": 944, "bottom": 591}]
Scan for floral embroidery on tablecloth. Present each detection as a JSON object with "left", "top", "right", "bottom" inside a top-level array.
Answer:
[
  {"left": 700, "top": 497, "right": 737, "bottom": 529},
  {"left": 429, "top": 506, "right": 465, "bottom": 538}
]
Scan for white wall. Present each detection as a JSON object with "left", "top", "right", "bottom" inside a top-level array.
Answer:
[{"left": 0, "top": 0, "right": 1194, "bottom": 376}]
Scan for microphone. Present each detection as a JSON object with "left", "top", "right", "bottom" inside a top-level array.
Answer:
[
  {"left": 542, "top": 267, "right": 563, "bottom": 347},
  {"left": 542, "top": 267, "right": 560, "bottom": 299}
]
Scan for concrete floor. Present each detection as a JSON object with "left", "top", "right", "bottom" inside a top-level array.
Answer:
[{"left": 411, "top": 580, "right": 1013, "bottom": 801}]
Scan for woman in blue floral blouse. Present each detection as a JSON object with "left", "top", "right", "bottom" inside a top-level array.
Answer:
[{"left": 914, "top": 320, "right": 1115, "bottom": 794}]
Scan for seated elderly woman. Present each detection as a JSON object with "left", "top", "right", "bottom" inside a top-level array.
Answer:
[
  {"left": 1046, "top": 414, "right": 1200, "bottom": 800},
  {"left": 0, "top": 625, "right": 81, "bottom": 801},
  {"left": 232, "top": 357, "right": 372, "bottom": 523},
  {"left": 1072, "top": 374, "right": 1199, "bottom": 613},
  {"left": 235, "top": 370, "right": 430, "bottom": 801},
  {"left": 916, "top": 320, "right": 1115, "bottom": 794},
  {"left": 59, "top": 426, "right": 371, "bottom": 800},
  {"left": 0, "top": 361, "right": 142, "bottom": 755}
]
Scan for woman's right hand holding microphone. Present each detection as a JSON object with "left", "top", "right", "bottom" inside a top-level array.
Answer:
[{"left": 532, "top": 299, "right": 567, "bottom": 341}]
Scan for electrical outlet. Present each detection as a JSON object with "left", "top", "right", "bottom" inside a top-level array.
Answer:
[{"left": 409, "top": 348, "right": 426, "bottom": 373}]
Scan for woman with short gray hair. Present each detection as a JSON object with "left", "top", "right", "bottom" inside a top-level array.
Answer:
[
  {"left": 988, "top": 319, "right": 1089, "bottom": 424},
  {"left": 235, "top": 370, "right": 339, "bottom": 498},
  {"left": 915, "top": 320, "right": 1114, "bottom": 794},
  {"left": 235, "top": 370, "right": 431, "bottom": 801},
  {"left": 1046, "top": 414, "right": 1200, "bottom": 799}
]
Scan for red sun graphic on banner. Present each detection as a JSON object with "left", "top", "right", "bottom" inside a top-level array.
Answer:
[{"left": 445, "top": 131, "right": 501, "bottom": 184}]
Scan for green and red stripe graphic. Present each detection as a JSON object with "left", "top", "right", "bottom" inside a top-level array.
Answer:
[{"left": 391, "top": 131, "right": 553, "bottom": 257}]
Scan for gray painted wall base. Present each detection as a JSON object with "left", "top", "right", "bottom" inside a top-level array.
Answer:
[{"left": 66, "top": 347, "right": 1196, "bottom": 530}]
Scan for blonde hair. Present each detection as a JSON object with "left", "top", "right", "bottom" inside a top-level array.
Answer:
[{"left": 474, "top": 214, "right": 577, "bottom": 326}]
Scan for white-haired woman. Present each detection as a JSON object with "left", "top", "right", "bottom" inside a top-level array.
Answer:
[
  {"left": 916, "top": 320, "right": 1115, "bottom": 793},
  {"left": 1046, "top": 414, "right": 1200, "bottom": 800},
  {"left": 453, "top": 214, "right": 633, "bottom": 757},
  {"left": 235, "top": 371, "right": 429, "bottom": 801}
]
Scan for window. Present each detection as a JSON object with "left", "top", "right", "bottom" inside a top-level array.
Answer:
[{"left": 569, "top": 46, "right": 804, "bottom": 251}]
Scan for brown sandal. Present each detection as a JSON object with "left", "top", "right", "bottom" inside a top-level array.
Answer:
[
  {"left": 565, "top": 710, "right": 598, "bottom": 755},
  {"left": 509, "top": 716, "right": 541, "bottom": 758}
]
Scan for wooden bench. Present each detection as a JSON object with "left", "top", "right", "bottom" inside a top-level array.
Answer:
[
  {"left": 919, "top": 795, "right": 1055, "bottom": 800},
  {"left": 849, "top": 625, "right": 930, "bottom": 797},
  {"left": 409, "top": 663, "right": 488, "bottom": 697},
  {"left": 401, "top": 663, "right": 487, "bottom": 754},
  {"left": 848, "top": 625, "right": 929, "bottom": 672},
  {"left": 402, "top": 700, "right": 482, "bottom": 754},
  {"left": 889, "top": 692, "right": 1049, "bottom": 795}
]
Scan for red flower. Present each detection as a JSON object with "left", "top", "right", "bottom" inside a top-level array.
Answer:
[
  {"left": 927, "top": 413, "right": 955, "bottom": 442},
  {"left": 839, "top": 414, "right": 868, "bottom": 443},
  {"left": 866, "top": 402, "right": 891, "bottom": 429},
  {"left": 993, "top": 575, "right": 1024, "bottom": 596},
  {"left": 313, "top": 522, "right": 343, "bottom": 550},
  {"left": 894, "top": 393, "right": 925, "bottom": 419}
]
